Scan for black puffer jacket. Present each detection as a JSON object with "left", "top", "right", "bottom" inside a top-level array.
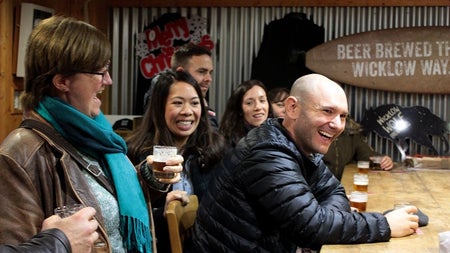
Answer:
[
  {"left": 0, "top": 229, "right": 70, "bottom": 253},
  {"left": 192, "top": 118, "right": 390, "bottom": 252}
]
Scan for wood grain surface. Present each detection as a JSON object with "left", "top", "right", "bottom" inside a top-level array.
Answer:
[{"left": 321, "top": 164, "right": 450, "bottom": 253}]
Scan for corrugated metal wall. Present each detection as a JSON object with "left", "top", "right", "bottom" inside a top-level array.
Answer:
[{"left": 110, "top": 6, "right": 450, "bottom": 161}]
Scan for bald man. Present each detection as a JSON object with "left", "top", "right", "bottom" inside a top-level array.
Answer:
[{"left": 191, "top": 74, "right": 419, "bottom": 252}]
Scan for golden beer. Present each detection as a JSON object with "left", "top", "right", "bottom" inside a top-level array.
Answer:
[
  {"left": 350, "top": 191, "right": 368, "bottom": 212},
  {"left": 354, "top": 184, "right": 368, "bottom": 192},
  {"left": 152, "top": 161, "right": 175, "bottom": 179},
  {"left": 152, "top": 145, "right": 177, "bottom": 179},
  {"left": 357, "top": 161, "right": 370, "bottom": 174},
  {"left": 370, "top": 156, "right": 383, "bottom": 170},
  {"left": 353, "top": 173, "right": 369, "bottom": 192},
  {"left": 350, "top": 200, "right": 367, "bottom": 212}
]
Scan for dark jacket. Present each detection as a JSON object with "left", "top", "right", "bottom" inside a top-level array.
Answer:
[
  {"left": 149, "top": 152, "right": 220, "bottom": 253},
  {"left": 0, "top": 116, "right": 157, "bottom": 252},
  {"left": 192, "top": 118, "right": 391, "bottom": 252},
  {"left": 0, "top": 229, "right": 70, "bottom": 253},
  {"left": 251, "top": 12, "right": 324, "bottom": 90},
  {"left": 206, "top": 107, "right": 219, "bottom": 130}
]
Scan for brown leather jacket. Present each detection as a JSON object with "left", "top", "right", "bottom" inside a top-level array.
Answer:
[{"left": 0, "top": 116, "right": 157, "bottom": 252}]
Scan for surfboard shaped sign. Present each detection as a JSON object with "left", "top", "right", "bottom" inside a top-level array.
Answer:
[{"left": 305, "top": 27, "right": 450, "bottom": 94}]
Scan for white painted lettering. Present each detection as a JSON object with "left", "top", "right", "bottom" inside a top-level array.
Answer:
[
  {"left": 375, "top": 43, "right": 384, "bottom": 58},
  {"left": 373, "top": 41, "right": 432, "bottom": 59},
  {"left": 352, "top": 60, "right": 416, "bottom": 77},
  {"left": 435, "top": 41, "right": 450, "bottom": 57},
  {"left": 337, "top": 44, "right": 346, "bottom": 59},
  {"left": 336, "top": 43, "right": 371, "bottom": 59},
  {"left": 420, "top": 59, "right": 450, "bottom": 75}
]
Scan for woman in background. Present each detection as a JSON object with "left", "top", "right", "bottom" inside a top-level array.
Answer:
[
  {"left": 219, "top": 79, "right": 270, "bottom": 147},
  {"left": 268, "top": 87, "right": 290, "bottom": 118}
]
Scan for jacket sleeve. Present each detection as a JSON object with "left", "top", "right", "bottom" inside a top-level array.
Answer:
[
  {"left": 0, "top": 229, "right": 71, "bottom": 253},
  {"left": 0, "top": 131, "right": 49, "bottom": 243},
  {"left": 240, "top": 148, "right": 390, "bottom": 249},
  {"left": 310, "top": 159, "right": 350, "bottom": 211}
]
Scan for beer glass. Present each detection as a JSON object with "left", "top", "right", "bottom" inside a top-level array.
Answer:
[
  {"left": 370, "top": 156, "right": 383, "bottom": 170},
  {"left": 350, "top": 191, "right": 368, "bottom": 212},
  {"left": 152, "top": 145, "right": 178, "bottom": 179},
  {"left": 353, "top": 173, "right": 369, "bottom": 192},
  {"left": 54, "top": 203, "right": 84, "bottom": 218},
  {"left": 357, "top": 160, "right": 370, "bottom": 174}
]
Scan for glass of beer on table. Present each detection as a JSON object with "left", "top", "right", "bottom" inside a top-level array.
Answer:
[
  {"left": 357, "top": 160, "right": 370, "bottom": 174},
  {"left": 370, "top": 156, "right": 383, "bottom": 170},
  {"left": 353, "top": 173, "right": 369, "bottom": 192},
  {"left": 350, "top": 191, "right": 368, "bottom": 212}
]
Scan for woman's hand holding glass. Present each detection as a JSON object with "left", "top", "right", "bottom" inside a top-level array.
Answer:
[{"left": 146, "top": 154, "right": 183, "bottom": 184}]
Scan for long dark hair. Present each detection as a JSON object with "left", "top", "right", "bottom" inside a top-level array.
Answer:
[
  {"left": 219, "top": 79, "right": 269, "bottom": 146},
  {"left": 127, "top": 70, "right": 225, "bottom": 170}
]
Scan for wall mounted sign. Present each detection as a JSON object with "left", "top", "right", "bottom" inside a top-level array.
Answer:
[
  {"left": 360, "top": 104, "right": 449, "bottom": 160},
  {"left": 134, "top": 13, "right": 214, "bottom": 114},
  {"left": 135, "top": 13, "right": 214, "bottom": 79},
  {"left": 305, "top": 27, "right": 450, "bottom": 94}
]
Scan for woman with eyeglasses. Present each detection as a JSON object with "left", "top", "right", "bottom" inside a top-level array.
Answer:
[{"left": 0, "top": 16, "right": 182, "bottom": 252}]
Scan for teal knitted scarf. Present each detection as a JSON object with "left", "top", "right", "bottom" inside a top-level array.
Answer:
[{"left": 36, "top": 96, "right": 152, "bottom": 252}]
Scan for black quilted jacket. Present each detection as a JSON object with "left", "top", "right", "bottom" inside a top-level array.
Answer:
[
  {"left": 192, "top": 118, "right": 390, "bottom": 253},
  {"left": 0, "top": 229, "right": 70, "bottom": 253}
]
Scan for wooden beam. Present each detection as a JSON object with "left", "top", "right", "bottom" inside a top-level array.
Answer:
[
  {"left": 0, "top": 0, "right": 23, "bottom": 142},
  {"left": 107, "top": 0, "right": 450, "bottom": 8}
]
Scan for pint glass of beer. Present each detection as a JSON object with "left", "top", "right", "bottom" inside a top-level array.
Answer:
[
  {"left": 350, "top": 191, "right": 368, "bottom": 212},
  {"left": 353, "top": 173, "right": 369, "bottom": 192},
  {"left": 152, "top": 145, "right": 178, "bottom": 179},
  {"left": 370, "top": 156, "right": 383, "bottom": 170},
  {"left": 357, "top": 161, "right": 370, "bottom": 174}
]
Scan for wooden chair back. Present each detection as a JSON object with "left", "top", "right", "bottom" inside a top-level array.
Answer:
[{"left": 166, "top": 194, "right": 198, "bottom": 253}]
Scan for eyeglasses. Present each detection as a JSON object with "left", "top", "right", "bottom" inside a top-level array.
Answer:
[{"left": 80, "top": 64, "right": 110, "bottom": 82}]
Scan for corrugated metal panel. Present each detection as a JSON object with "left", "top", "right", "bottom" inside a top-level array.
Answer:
[{"left": 111, "top": 6, "right": 450, "bottom": 161}]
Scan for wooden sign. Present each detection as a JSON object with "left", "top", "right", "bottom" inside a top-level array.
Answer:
[{"left": 305, "top": 27, "right": 450, "bottom": 94}]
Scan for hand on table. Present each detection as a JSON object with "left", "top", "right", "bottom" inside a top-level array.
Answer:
[
  {"left": 379, "top": 155, "right": 394, "bottom": 170},
  {"left": 385, "top": 205, "right": 419, "bottom": 237}
]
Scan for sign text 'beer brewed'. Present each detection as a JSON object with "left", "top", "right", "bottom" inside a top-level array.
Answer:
[{"left": 305, "top": 27, "right": 450, "bottom": 94}]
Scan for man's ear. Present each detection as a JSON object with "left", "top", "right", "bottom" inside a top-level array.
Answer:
[
  {"left": 175, "top": 66, "right": 184, "bottom": 72},
  {"left": 284, "top": 96, "right": 297, "bottom": 112},
  {"left": 284, "top": 96, "right": 299, "bottom": 119},
  {"left": 52, "top": 74, "right": 69, "bottom": 92}
]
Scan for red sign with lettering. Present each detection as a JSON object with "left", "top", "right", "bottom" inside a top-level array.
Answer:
[{"left": 136, "top": 13, "right": 214, "bottom": 79}]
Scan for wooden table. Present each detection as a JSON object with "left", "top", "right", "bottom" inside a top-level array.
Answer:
[{"left": 321, "top": 164, "right": 450, "bottom": 253}]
